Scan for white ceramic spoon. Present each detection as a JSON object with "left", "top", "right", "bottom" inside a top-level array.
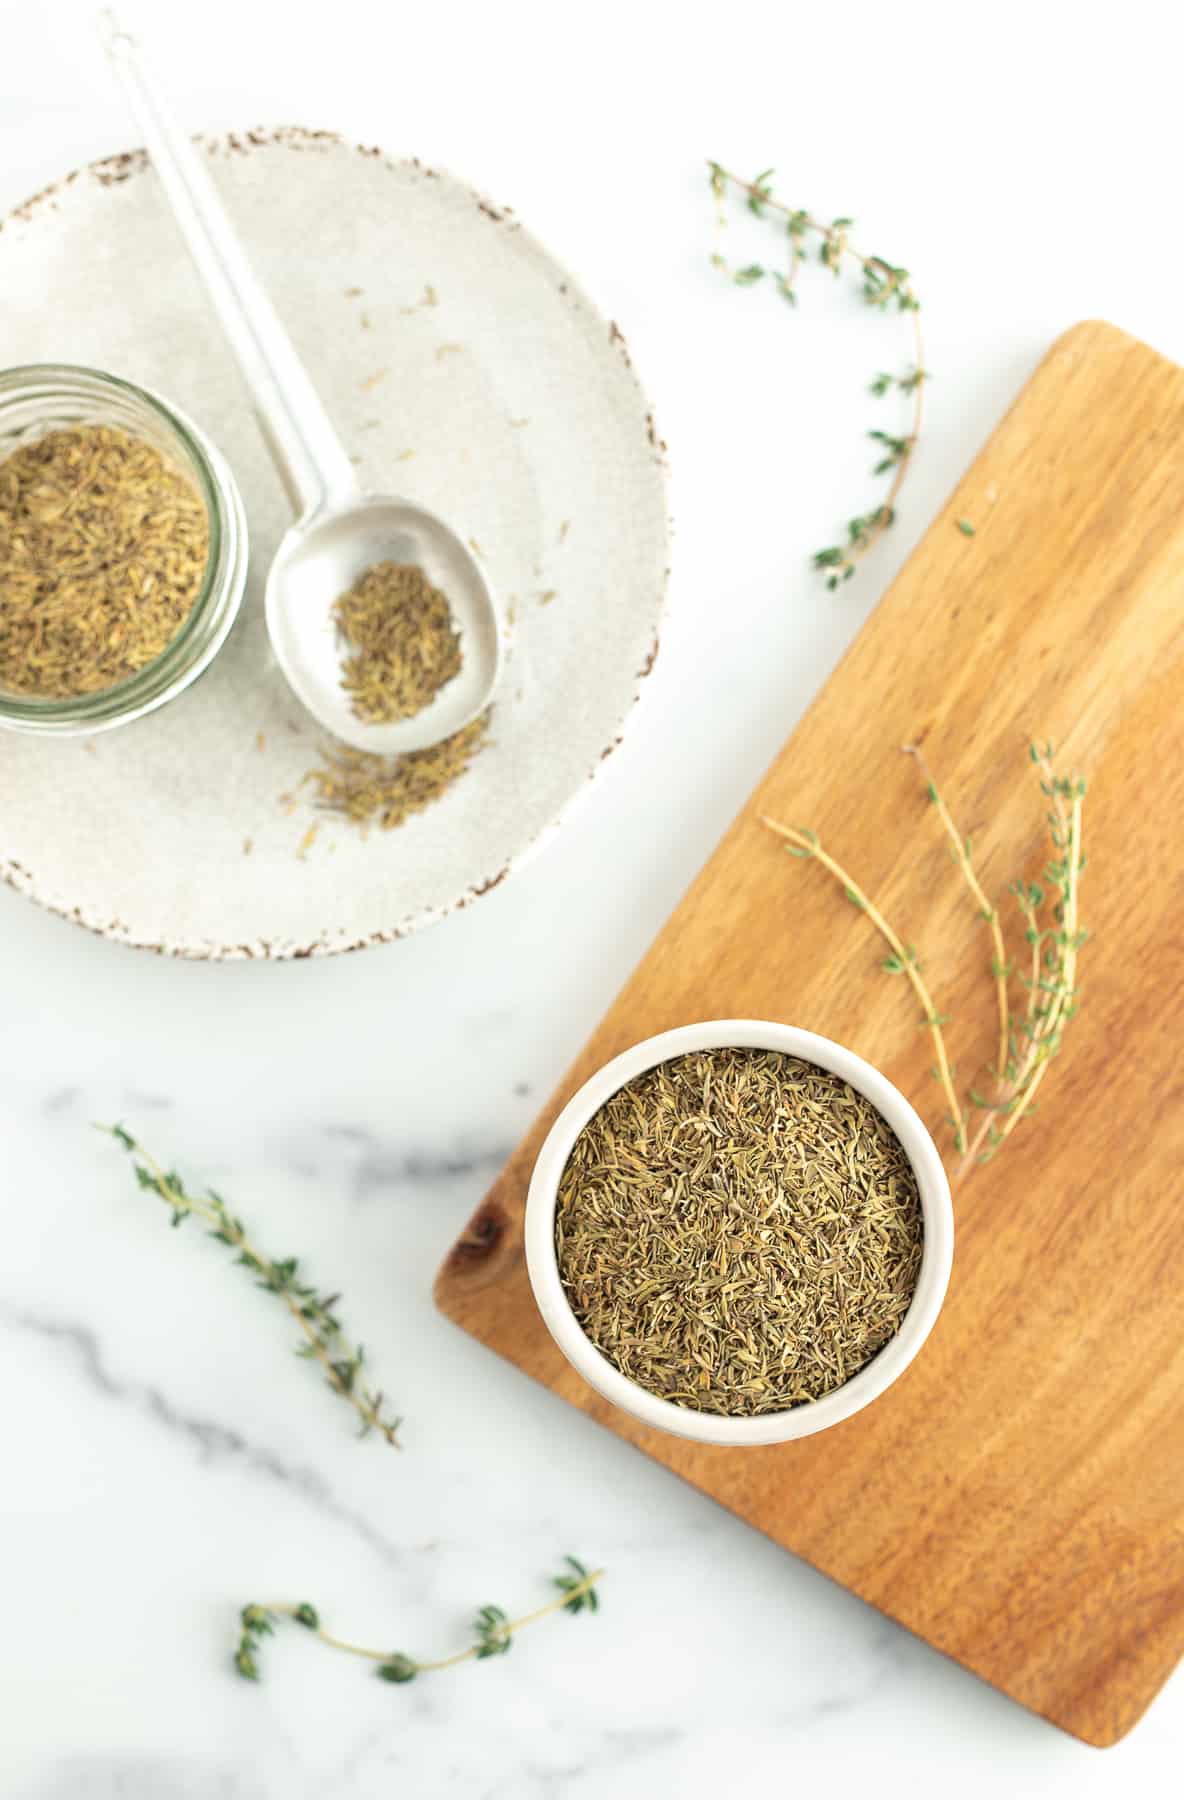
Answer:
[{"left": 101, "top": 15, "right": 501, "bottom": 754}]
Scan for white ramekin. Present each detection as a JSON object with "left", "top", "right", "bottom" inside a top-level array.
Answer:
[{"left": 525, "top": 1020, "right": 954, "bottom": 1447}]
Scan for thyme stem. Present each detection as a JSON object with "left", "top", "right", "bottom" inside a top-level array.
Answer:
[
  {"left": 765, "top": 744, "right": 1085, "bottom": 1178},
  {"left": 237, "top": 1560, "right": 603, "bottom": 1687},
  {"left": 101, "top": 1127, "right": 400, "bottom": 1446},
  {"left": 956, "top": 771, "right": 1084, "bottom": 1175},
  {"left": 414, "top": 1570, "right": 604, "bottom": 1673},
  {"left": 708, "top": 162, "right": 925, "bottom": 585},
  {"left": 902, "top": 744, "right": 1011, "bottom": 1082},
  {"left": 267, "top": 1571, "right": 602, "bottom": 1669},
  {"left": 760, "top": 817, "right": 966, "bottom": 1151}
]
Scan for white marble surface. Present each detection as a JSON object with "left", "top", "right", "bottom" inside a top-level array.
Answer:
[{"left": 2, "top": 0, "right": 1181, "bottom": 1793}]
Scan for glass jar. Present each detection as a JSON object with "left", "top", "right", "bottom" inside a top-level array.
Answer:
[{"left": 0, "top": 363, "right": 248, "bottom": 735}]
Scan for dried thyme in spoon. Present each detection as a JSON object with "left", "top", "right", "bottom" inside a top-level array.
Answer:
[
  {"left": 0, "top": 423, "right": 208, "bottom": 697},
  {"left": 556, "top": 1049, "right": 922, "bottom": 1416},
  {"left": 332, "top": 560, "right": 462, "bottom": 724}
]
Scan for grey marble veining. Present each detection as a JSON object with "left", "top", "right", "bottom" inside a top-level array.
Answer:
[{"left": 0, "top": 1299, "right": 409, "bottom": 1567}]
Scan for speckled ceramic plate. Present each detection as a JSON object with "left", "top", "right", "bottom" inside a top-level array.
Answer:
[{"left": 0, "top": 130, "right": 668, "bottom": 956}]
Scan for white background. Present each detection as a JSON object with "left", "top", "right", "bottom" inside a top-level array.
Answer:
[{"left": 1, "top": 2, "right": 1180, "bottom": 1795}]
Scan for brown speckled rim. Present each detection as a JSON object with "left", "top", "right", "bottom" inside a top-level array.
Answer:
[{"left": 0, "top": 128, "right": 672, "bottom": 960}]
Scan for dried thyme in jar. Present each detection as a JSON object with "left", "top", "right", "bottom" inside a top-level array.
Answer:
[
  {"left": 332, "top": 560, "right": 462, "bottom": 724},
  {"left": 555, "top": 1049, "right": 923, "bottom": 1416},
  {"left": 0, "top": 424, "right": 209, "bottom": 698}
]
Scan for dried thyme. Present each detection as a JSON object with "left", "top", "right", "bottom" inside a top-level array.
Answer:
[
  {"left": 556, "top": 1049, "right": 923, "bottom": 1415},
  {"left": 305, "top": 710, "right": 490, "bottom": 831},
  {"left": 333, "top": 560, "right": 461, "bottom": 724},
  {"left": 0, "top": 424, "right": 208, "bottom": 697}
]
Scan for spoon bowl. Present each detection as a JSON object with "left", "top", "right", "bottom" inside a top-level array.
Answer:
[{"left": 266, "top": 496, "right": 500, "bottom": 754}]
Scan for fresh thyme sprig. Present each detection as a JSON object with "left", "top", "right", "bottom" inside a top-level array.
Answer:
[
  {"left": 708, "top": 162, "right": 925, "bottom": 590},
  {"left": 761, "top": 819, "right": 967, "bottom": 1152},
  {"left": 903, "top": 743, "right": 1012, "bottom": 1086},
  {"left": 956, "top": 747, "right": 1086, "bottom": 1176},
  {"left": 101, "top": 1126, "right": 400, "bottom": 1446},
  {"left": 763, "top": 743, "right": 1087, "bottom": 1176},
  {"left": 235, "top": 1556, "right": 602, "bottom": 1686}
]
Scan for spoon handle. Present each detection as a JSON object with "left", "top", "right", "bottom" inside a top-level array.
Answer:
[{"left": 101, "top": 13, "right": 357, "bottom": 521}]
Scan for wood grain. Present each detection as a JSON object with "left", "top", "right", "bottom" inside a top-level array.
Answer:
[{"left": 435, "top": 322, "right": 1184, "bottom": 1747}]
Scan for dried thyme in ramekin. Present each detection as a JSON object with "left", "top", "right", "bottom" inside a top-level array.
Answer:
[{"left": 555, "top": 1048, "right": 923, "bottom": 1416}]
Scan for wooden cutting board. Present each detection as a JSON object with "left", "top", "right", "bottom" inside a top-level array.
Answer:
[{"left": 435, "top": 321, "right": 1184, "bottom": 1747}]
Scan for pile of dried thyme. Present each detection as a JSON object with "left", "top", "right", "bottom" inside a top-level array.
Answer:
[
  {"left": 333, "top": 560, "right": 461, "bottom": 724},
  {"left": 0, "top": 424, "right": 208, "bottom": 697},
  {"left": 305, "top": 710, "right": 491, "bottom": 831},
  {"left": 556, "top": 1049, "right": 923, "bottom": 1415}
]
